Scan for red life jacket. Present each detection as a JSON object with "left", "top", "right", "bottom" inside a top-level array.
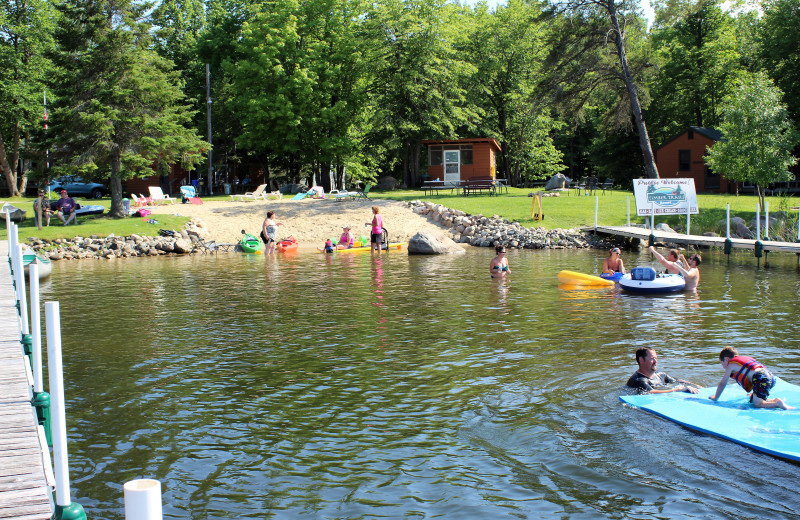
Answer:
[{"left": 729, "top": 356, "right": 764, "bottom": 392}]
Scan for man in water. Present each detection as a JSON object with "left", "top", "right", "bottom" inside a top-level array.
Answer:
[
  {"left": 627, "top": 347, "right": 700, "bottom": 394},
  {"left": 649, "top": 246, "right": 701, "bottom": 291},
  {"left": 664, "top": 249, "right": 685, "bottom": 275}
]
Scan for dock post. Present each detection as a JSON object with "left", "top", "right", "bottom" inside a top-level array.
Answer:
[
  {"left": 626, "top": 197, "right": 630, "bottom": 226},
  {"left": 765, "top": 201, "right": 770, "bottom": 239},
  {"left": 46, "top": 301, "right": 87, "bottom": 520},
  {"left": 594, "top": 196, "right": 598, "bottom": 231},
  {"left": 648, "top": 202, "right": 655, "bottom": 246},
  {"left": 724, "top": 204, "right": 732, "bottom": 259},
  {"left": 29, "top": 261, "right": 52, "bottom": 445},
  {"left": 14, "top": 244, "right": 30, "bottom": 341},
  {"left": 686, "top": 204, "right": 691, "bottom": 235},
  {"left": 124, "top": 479, "right": 164, "bottom": 520}
]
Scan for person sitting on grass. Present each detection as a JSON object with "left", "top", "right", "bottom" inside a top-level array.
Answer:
[
  {"left": 53, "top": 190, "right": 77, "bottom": 226},
  {"left": 709, "top": 347, "right": 793, "bottom": 409},
  {"left": 33, "top": 190, "right": 51, "bottom": 228}
]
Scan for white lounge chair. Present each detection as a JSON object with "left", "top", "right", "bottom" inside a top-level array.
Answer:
[
  {"left": 230, "top": 183, "right": 267, "bottom": 202},
  {"left": 149, "top": 186, "right": 176, "bottom": 204}
]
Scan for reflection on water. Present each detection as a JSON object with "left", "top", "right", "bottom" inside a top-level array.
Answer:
[{"left": 40, "top": 248, "right": 800, "bottom": 519}]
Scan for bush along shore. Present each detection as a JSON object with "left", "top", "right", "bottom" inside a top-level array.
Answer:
[
  {"left": 25, "top": 218, "right": 213, "bottom": 260},
  {"left": 407, "top": 200, "right": 621, "bottom": 250}
]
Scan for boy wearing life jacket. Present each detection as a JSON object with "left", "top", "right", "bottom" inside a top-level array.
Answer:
[{"left": 709, "top": 347, "right": 792, "bottom": 409}]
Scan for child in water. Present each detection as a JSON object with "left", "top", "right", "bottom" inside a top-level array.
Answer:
[
  {"left": 709, "top": 347, "right": 793, "bottom": 409},
  {"left": 323, "top": 239, "right": 335, "bottom": 254},
  {"left": 489, "top": 245, "right": 510, "bottom": 278}
]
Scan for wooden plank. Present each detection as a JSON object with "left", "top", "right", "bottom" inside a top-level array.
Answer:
[{"left": 0, "top": 240, "right": 52, "bottom": 519}]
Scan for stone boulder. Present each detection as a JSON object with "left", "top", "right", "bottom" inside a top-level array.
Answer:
[
  {"left": 545, "top": 174, "right": 568, "bottom": 191},
  {"left": 731, "top": 217, "right": 753, "bottom": 239},
  {"left": 174, "top": 238, "right": 193, "bottom": 254},
  {"left": 407, "top": 231, "right": 465, "bottom": 255},
  {"left": 655, "top": 222, "right": 677, "bottom": 233}
]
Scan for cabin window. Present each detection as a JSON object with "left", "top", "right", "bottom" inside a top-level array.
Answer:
[
  {"left": 688, "top": 130, "right": 694, "bottom": 140},
  {"left": 460, "top": 146, "right": 473, "bottom": 165},
  {"left": 678, "top": 150, "right": 691, "bottom": 171},
  {"left": 429, "top": 146, "right": 442, "bottom": 166}
]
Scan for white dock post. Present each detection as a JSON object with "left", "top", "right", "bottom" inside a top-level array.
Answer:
[
  {"left": 46, "top": 301, "right": 87, "bottom": 520},
  {"left": 686, "top": 204, "right": 691, "bottom": 235},
  {"left": 650, "top": 202, "right": 655, "bottom": 232},
  {"left": 626, "top": 196, "right": 630, "bottom": 226},
  {"left": 124, "top": 479, "right": 163, "bottom": 520},
  {"left": 726, "top": 204, "right": 730, "bottom": 238},
  {"left": 756, "top": 203, "right": 761, "bottom": 241},
  {"left": 765, "top": 201, "right": 769, "bottom": 239},
  {"left": 30, "top": 263, "right": 43, "bottom": 392},
  {"left": 14, "top": 244, "right": 29, "bottom": 336},
  {"left": 594, "top": 196, "right": 598, "bottom": 230}
]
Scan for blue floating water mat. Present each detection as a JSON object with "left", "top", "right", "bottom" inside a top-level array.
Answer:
[
  {"left": 291, "top": 191, "right": 308, "bottom": 201},
  {"left": 620, "top": 377, "right": 800, "bottom": 461}
]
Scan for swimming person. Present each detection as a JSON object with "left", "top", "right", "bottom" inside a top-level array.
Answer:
[
  {"left": 366, "top": 206, "right": 383, "bottom": 253},
  {"left": 602, "top": 247, "right": 625, "bottom": 275},
  {"left": 323, "top": 239, "right": 335, "bottom": 254},
  {"left": 709, "top": 347, "right": 792, "bottom": 409},
  {"left": 337, "top": 225, "right": 354, "bottom": 249},
  {"left": 649, "top": 246, "right": 701, "bottom": 291},
  {"left": 260, "top": 210, "right": 283, "bottom": 255},
  {"left": 626, "top": 347, "right": 700, "bottom": 394},
  {"left": 489, "top": 245, "right": 510, "bottom": 278}
]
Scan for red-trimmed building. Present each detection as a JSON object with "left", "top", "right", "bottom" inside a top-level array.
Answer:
[
  {"left": 421, "top": 138, "right": 502, "bottom": 184},
  {"left": 654, "top": 127, "right": 736, "bottom": 193}
]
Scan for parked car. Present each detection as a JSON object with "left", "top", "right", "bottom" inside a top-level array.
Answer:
[{"left": 47, "top": 176, "right": 108, "bottom": 199}]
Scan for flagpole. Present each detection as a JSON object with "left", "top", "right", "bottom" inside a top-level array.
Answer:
[{"left": 44, "top": 91, "right": 50, "bottom": 198}]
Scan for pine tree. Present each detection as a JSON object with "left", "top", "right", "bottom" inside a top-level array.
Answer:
[{"left": 49, "top": 0, "right": 207, "bottom": 217}]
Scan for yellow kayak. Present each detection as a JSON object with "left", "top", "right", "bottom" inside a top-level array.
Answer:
[
  {"left": 335, "top": 242, "right": 407, "bottom": 253},
  {"left": 557, "top": 270, "right": 614, "bottom": 287}
]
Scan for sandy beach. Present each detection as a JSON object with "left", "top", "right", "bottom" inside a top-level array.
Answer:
[{"left": 147, "top": 197, "right": 450, "bottom": 251}]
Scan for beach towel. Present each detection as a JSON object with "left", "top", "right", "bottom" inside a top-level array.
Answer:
[{"left": 292, "top": 192, "right": 308, "bottom": 201}]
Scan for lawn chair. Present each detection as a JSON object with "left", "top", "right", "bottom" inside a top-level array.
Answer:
[
  {"left": 230, "top": 183, "right": 267, "bottom": 201},
  {"left": 138, "top": 193, "right": 155, "bottom": 206},
  {"left": 131, "top": 194, "right": 148, "bottom": 208},
  {"left": 350, "top": 184, "right": 372, "bottom": 200},
  {"left": 149, "top": 186, "right": 176, "bottom": 204},
  {"left": 600, "top": 178, "right": 614, "bottom": 194},
  {"left": 187, "top": 231, "right": 217, "bottom": 254}
]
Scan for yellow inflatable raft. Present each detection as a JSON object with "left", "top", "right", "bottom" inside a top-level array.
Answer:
[{"left": 557, "top": 270, "right": 615, "bottom": 287}]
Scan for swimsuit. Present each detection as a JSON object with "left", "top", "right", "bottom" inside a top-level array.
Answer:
[
  {"left": 626, "top": 371, "right": 677, "bottom": 393},
  {"left": 493, "top": 265, "right": 509, "bottom": 271}
]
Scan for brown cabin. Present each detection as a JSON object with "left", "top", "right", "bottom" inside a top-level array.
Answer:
[
  {"left": 421, "top": 138, "right": 502, "bottom": 185},
  {"left": 655, "top": 127, "right": 737, "bottom": 194}
]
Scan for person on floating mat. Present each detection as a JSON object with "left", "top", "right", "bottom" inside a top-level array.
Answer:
[
  {"left": 602, "top": 247, "right": 626, "bottom": 275},
  {"left": 710, "top": 347, "right": 793, "bottom": 409},
  {"left": 649, "top": 246, "right": 701, "bottom": 292},
  {"left": 626, "top": 347, "right": 701, "bottom": 394}
]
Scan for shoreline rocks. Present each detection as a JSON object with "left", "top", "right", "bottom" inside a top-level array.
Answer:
[
  {"left": 25, "top": 218, "right": 213, "bottom": 261},
  {"left": 405, "top": 200, "right": 623, "bottom": 251}
]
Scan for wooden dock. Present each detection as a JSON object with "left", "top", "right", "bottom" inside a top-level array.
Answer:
[
  {"left": 593, "top": 225, "right": 800, "bottom": 254},
  {"left": 0, "top": 241, "right": 52, "bottom": 520}
]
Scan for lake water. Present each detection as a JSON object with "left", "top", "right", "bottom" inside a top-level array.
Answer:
[{"left": 38, "top": 247, "right": 800, "bottom": 519}]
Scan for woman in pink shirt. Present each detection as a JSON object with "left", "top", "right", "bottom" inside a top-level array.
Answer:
[{"left": 366, "top": 206, "right": 383, "bottom": 253}]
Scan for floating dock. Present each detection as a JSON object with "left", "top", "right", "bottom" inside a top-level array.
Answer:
[{"left": 0, "top": 240, "right": 52, "bottom": 520}]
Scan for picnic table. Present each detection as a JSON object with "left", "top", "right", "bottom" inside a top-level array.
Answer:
[
  {"left": 422, "top": 180, "right": 459, "bottom": 196},
  {"left": 462, "top": 176, "right": 497, "bottom": 196}
]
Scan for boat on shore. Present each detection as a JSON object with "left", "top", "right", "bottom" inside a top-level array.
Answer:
[
  {"left": 240, "top": 233, "right": 263, "bottom": 253},
  {"left": 22, "top": 247, "right": 52, "bottom": 279},
  {"left": 277, "top": 237, "right": 299, "bottom": 253}
]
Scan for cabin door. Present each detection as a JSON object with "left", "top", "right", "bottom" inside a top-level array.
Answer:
[{"left": 443, "top": 150, "right": 460, "bottom": 186}]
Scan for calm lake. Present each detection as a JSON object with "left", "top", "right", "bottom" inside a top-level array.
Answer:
[{"left": 39, "top": 247, "right": 800, "bottom": 519}]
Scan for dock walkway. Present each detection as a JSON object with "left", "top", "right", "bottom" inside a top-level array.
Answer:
[
  {"left": 0, "top": 240, "right": 52, "bottom": 520},
  {"left": 593, "top": 225, "right": 800, "bottom": 254}
]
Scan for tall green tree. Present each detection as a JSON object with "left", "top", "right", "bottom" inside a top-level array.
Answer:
[
  {"left": 556, "top": 0, "right": 660, "bottom": 178},
  {"left": 758, "top": 0, "right": 800, "bottom": 122},
  {"left": 0, "top": 0, "right": 54, "bottom": 196},
  {"left": 705, "top": 72, "right": 798, "bottom": 208},
  {"left": 229, "top": 0, "right": 376, "bottom": 187},
  {"left": 463, "top": 0, "right": 564, "bottom": 184},
  {"left": 647, "top": 0, "right": 743, "bottom": 144},
  {"left": 366, "top": 0, "right": 477, "bottom": 186},
  {"left": 49, "top": 0, "right": 207, "bottom": 217}
]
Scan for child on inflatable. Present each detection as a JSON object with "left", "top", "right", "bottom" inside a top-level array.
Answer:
[{"left": 710, "top": 347, "right": 793, "bottom": 409}]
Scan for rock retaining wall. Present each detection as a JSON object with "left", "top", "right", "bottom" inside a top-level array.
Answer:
[
  {"left": 406, "top": 200, "right": 619, "bottom": 250},
  {"left": 25, "top": 218, "right": 213, "bottom": 261}
]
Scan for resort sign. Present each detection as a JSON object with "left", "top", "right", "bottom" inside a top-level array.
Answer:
[{"left": 633, "top": 178, "right": 698, "bottom": 216}]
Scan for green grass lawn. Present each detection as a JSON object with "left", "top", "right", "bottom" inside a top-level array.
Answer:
[
  {"left": 379, "top": 187, "right": 800, "bottom": 236},
  {"left": 2, "top": 188, "right": 798, "bottom": 242}
]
